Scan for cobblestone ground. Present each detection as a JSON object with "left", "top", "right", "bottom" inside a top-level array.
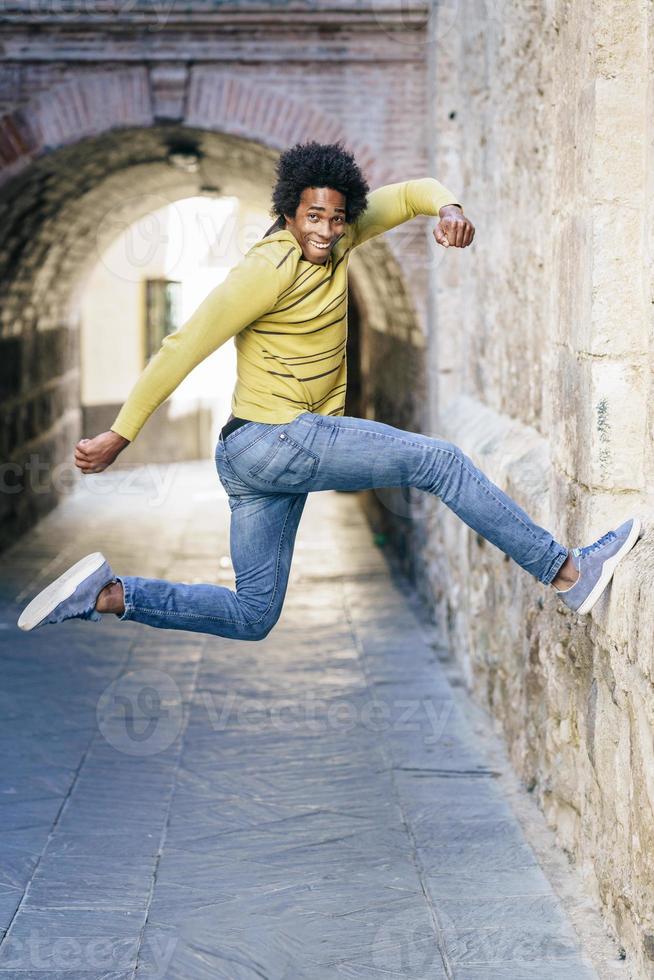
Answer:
[{"left": 0, "top": 460, "right": 604, "bottom": 979}]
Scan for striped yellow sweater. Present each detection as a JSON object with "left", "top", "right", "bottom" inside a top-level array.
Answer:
[{"left": 110, "top": 178, "right": 459, "bottom": 441}]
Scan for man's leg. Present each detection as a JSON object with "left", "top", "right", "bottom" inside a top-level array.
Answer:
[
  {"left": 110, "top": 489, "right": 308, "bottom": 639},
  {"left": 225, "top": 412, "right": 569, "bottom": 587}
]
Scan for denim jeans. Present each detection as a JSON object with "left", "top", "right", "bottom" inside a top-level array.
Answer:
[{"left": 117, "top": 411, "right": 568, "bottom": 639}]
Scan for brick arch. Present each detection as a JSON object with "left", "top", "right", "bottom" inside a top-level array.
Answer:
[
  {"left": 0, "top": 67, "right": 387, "bottom": 189},
  {"left": 0, "top": 69, "right": 152, "bottom": 187},
  {"left": 185, "top": 70, "right": 384, "bottom": 182}
]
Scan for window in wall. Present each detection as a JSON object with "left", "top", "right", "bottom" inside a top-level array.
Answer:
[{"left": 144, "top": 278, "right": 182, "bottom": 362}]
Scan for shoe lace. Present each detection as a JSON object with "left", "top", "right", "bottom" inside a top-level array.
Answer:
[{"left": 576, "top": 529, "right": 616, "bottom": 560}]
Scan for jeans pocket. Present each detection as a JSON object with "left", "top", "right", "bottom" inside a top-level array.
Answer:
[{"left": 246, "top": 432, "right": 319, "bottom": 486}]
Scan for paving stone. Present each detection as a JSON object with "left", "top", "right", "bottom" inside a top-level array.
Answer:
[
  {"left": 24, "top": 854, "right": 153, "bottom": 910},
  {"left": 0, "top": 730, "right": 93, "bottom": 768},
  {"left": 441, "top": 925, "right": 584, "bottom": 965},
  {"left": 0, "top": 765, "right": 77, "bottom": 801},
  {"left": 0, "top": 908, "right": 143, "bottom": 973},
  {"left": 0, "top": 796, "right": 65, "bottom": 831},
  {"left": 0, "top": 973, "right": 132, "bottom": 980},
  {"left": 425, "top": 870, "right": 556, "bottom": 902},
  {"left": 0, "top": 846, "right": 41, "bottom": 891},
  {"left": 434, "top": 894, "right": 577, "bottom": 933},
  {"left": 418, "top": 836, "right": 541, "bottom": 875},
  {"left": 454, "top": 964, "right": 599, "bottom": 980},
  {"left": 0, "top": 887, "right": 22, "bottom": 932}
]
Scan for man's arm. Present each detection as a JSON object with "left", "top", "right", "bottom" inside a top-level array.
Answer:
[
  {"left": 350, "top": 178, "right": 474, "bottom": 249},
  {"left": 74, "top": 250, "right": 281, "bottom": 473}
]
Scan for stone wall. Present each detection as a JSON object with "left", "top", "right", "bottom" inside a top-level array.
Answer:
[{"left": 421, "top": 0, "right": 654, "bottom": 973}]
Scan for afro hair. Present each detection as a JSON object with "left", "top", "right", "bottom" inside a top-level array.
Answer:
[{"left": 269, "top": 140, "right": 370, "bottom": 228}]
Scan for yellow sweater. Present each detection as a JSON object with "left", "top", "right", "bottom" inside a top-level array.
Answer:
[{"left": 110, "top": 178, "right": 460, "bottom": 442}]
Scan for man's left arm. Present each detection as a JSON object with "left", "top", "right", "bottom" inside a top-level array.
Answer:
[{"left": 350, "top": 178, "right": 475, "bottom": 250}]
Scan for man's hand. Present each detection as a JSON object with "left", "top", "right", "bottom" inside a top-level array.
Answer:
[
  {"left": 74, "top": 430, "right": 130, "bottom": 474},
  {"left": 433, "top": 204, "right": 475, "bottom": 249}
]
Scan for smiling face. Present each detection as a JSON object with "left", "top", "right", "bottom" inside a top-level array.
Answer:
[{"left": 283, "top": 187, "right": 347, "bottom": 264}]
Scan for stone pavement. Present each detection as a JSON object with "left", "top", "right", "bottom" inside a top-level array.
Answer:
[{"left": 0, "top": 460, "right": 613, "bottom": 978}]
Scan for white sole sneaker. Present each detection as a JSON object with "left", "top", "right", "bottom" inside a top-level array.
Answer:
[
  {"left": 17, "top": 552, "right": 107, "bottom": 632},
  {"left": 576, "top": 516, "right": 642, "bottom": 615}
]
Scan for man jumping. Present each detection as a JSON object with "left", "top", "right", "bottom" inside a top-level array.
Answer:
[{"left": 17, "top": 141, "right": 640, "bottom": 634}]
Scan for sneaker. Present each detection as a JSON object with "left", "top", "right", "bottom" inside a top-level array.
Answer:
[
  {"left": 556, "top": 517, "right": 641, "bottom": 614},
  {"left": 17, "top": 552, "right": 116, "bottom": 632}
]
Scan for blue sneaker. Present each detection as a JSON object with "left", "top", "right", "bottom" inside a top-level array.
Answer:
[
  {"left": 17, "top": 552, "right": 116, "bottom": 631},
  {"left": 556, "top": 518, "right": 641, "bottom": 614}
]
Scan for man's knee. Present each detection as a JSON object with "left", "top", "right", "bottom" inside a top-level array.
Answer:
[
  {"left": 434, "top": 438, "right": 464, "bottom": 461},
  {"left": 418, "top": 438, "right": 465, "bottom": 490},
  {"left": 241, "top": 604, "right": 282, "bottom": 641},
  {"left": 245, "top": 621, "right": 275, "bottom": 641},
  {"left": 236, "top": 583, "right": 288, "bottom": 640}
]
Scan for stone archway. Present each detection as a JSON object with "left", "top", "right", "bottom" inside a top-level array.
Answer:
[
  {"left": 0, "top": 69, "right": 386, "bottom": 188},
  {"left": 0, "top": 70, "right": 423, "bottom": 551}
]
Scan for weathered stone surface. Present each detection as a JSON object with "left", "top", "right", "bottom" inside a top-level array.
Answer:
[{"left": 424, "top": 1, "right": 654, "bottom": 974}]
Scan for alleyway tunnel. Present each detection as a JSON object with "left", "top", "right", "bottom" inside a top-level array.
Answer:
[{"left": 0, "top": 122, "right": 420, "bottom": 554}]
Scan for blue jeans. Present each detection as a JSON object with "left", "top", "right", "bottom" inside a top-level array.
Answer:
[{"left": 117, "top": 412, "right": 568, "bottom": 639}]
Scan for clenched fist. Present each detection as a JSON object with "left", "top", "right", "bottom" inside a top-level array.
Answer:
[
  {"left": 74, "top": 430, "right": 130, "bottom": 474},
  {"left": 434, "top": 204, "right": 475, "bottom": 249}
]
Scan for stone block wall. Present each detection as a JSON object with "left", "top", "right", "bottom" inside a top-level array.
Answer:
[{"left": 420, "top": 0, "right": 654, "bottom": 972}]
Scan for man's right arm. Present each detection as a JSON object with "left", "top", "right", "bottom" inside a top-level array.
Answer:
[
  {"left": 350, "top": 178, "right": 462, "bottom": 247},
  {"left": 110, "top": 250, "right": 281, "bottom": 443},
  {"left": 73, "top": 250, "right": 281, "bottom": 473}
]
